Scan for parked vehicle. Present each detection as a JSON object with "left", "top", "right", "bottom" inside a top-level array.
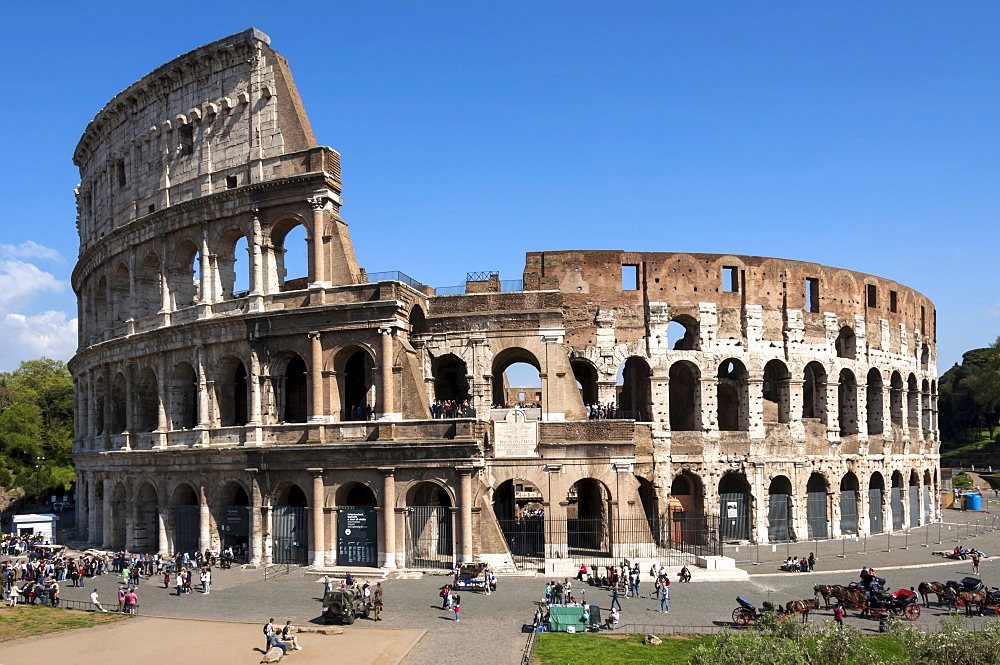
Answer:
[{"left": 321, "top": 588, "right": 369, "bottom": 625}]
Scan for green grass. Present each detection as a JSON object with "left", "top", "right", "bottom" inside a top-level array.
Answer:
[
  {"left": 533, "top": 633, "right": 711, "bottom": 665},
  {"left": 866, "top": 635, "right": 908, "bottom": 662},
  {"left": 940, "top": 431, "right": 995, "bottom": 457},
  {"left": 0, "top": 605, "right": 128, "bottom": 642}
]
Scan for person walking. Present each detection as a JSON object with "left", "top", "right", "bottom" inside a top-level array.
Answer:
[
  {"left": 453, "top": 595, "right": 461, "bottom": 622},
  {"left": 610, "top": 584, "right": 622, "bottom": 611},
  {"left": 972, "top": 552, "right": 981, "bottom": 575},
  {"left": 660, "top": 580, "right": 670, "bottom": 613},
  {"left": 175, "top": 571, "right": 184, "bottom": 596},
  {"left": 833, "top": 605, "right": 844, "bottom": 628}
]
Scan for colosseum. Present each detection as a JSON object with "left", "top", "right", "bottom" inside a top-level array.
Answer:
[{"left": 69, "top": 29, "right": 940, "bottom": 573}]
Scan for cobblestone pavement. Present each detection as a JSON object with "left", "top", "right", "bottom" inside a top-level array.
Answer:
[{"left": 46, "top": 506, "right": 1000, "bottom": 664}]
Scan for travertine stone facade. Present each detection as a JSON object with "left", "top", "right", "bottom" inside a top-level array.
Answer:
[{"left": 70, "top": 29, "right": 939, "bottom": 569}]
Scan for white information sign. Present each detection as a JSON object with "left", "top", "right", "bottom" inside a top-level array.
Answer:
[{"left": 494, "top": 409, "right": 539, "bottom": 458}]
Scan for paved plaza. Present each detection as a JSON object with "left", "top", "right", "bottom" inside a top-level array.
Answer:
[{"left": 13, "top": 506, "right": 1000, "bottom": 664}]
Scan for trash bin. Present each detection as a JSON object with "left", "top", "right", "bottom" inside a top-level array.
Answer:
[
  {"left": 879, "top": 614, "right": 890, "bottom": 633},
  {"left": 966, "top": 494, "right": 982, "bottom": 511}
]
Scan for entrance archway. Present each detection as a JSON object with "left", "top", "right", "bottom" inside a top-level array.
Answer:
[
  {"left": 719, "top": 472, "right": 751, "bottom": 541},
  {"left": 134, "top": 483, "right": 159, "bottom": 553},
  {"left": 338, "top": 348, "right": 374, "bottom": 421},
  {"left": 570, "top": 359, "right": 599, "bottom": 407},
  {"left": 272, "top": 484, "right": 308, "bottom": 564},
  {"left": 110, "top": 483, "right": 127, "bottom": 550},
  {"left": 218, "top": 482, "right": 250, "bottom": 556},
  {"left": 567, "top": 478, "right": 612, "bottom": 554},
  {"left": 669, "top": 361, "right": 699, "bottom": 431},
  {"left": 668, "top": 472, "right": 705, "bottom": 547},
  {"left": 282, "top": 356, "right": 308, "bottom": 423},
  {"left": 768, "top": 476, "right": 792, "bottom": 542},
  {"left": 891, "top": 471, "right": 904, "bottom": 531},
  {"left": 336, "top": 482, "right": 378, "bottom": 567},
  {"left": 840, "top": 472, "right": 860, "bottom": 535},
  {"left": 909, "top": 471, "right": 921, "bottom": 527},
  {"left": 171, "top": 483, "right": 200, "bottom": 555},
  {"left": 405, "top": 482, "right": 454, "bottom": 568},
  {"left": 492, "top": 478, "right": 544, "bottom": 566},
  {"left": 717, "top": 360, "right": 748, "bottom": 431},
  {"left": 868, "top": 472, "right": 885, "bottom": 534},
  {"left": 806, "top": 473, "right": 829, "bottom": 539},
  {"left": 618, "top": 357, "right": 651, "bottom": 420}
]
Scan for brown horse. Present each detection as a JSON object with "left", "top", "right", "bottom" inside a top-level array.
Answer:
[
  {"left": 918, "top": 581, "right": 947, "bottom": 608},
  {"left": 813, "top": 585, "right": 844, "bottom": 610},
  {"left": 958, "top": 590, "right": 988, "bottom": 616},
  {"left": 785, "top": 598, "right": 819, "bottom": 623},
  {"left": 837, "top": 588, "right": 870, "bottom": 615}
]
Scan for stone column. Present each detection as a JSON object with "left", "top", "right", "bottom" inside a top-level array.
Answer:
[
  {"left": 125, "top": 492, "right": 135, "bottom": 552},
  {"left": 86, "top": 371, "right": 96, "bottom": 445},
  {"left": 247, "top": 468, "right": 263, "bottom": 566},
  {"left": 747, "top": 375, "right": 765, "bottom": 438},
  {"left": 124, "top": 363, "right": 136, "bottom": 434},
  {"left": 249, "top": 348, "right": 263, "bottom": 425},
  {"left": 309, "top": 469, "right": 325, "bottom": 567},
  {"left": 308, "top": 196, "right": 327, "bottom": 286},
  {"left": 156, "top": 356, "right": 168, "bottom": 436},
  {"left": 196, "top": 346, "right": 210, "bottom": 445},
  {"left": 380, "top": 468, "right": 397, "bottom": 569},
  {"left": 198, "top": 485, "right": 211, "bottom": 552},
  {"left": 248, "top": 209, "right": 266, "bottom": 309},
  {"left": 87, "top": 476, "right": 98, "bottom": 546},
  {"left": 199, "top": 226, "right": 213, "bottom": 304},
  {"left": 378, "top": 327, "right": 398, "bottom": 420},
  {"left": 309, "top": 332, "right": 325, "bottom": 422},
  {"left": 157, "top": 501, "right": 169, "bottom": 555},
  {"left": 102, "top": 477, "right": 113, "bottom": 548},
  {"left": 102, "top": 365, "right": 112, "bottom": 450},
  {"left": 458, "top": 467, "right": 474, "bottom": 564}
]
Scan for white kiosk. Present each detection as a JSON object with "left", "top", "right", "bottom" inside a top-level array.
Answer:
[{"left": 12, "top": 514, "right": 57, "bottom": 543}]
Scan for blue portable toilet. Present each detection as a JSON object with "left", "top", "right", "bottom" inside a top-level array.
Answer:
[{"left": 965, "top": 493, "right": 982, "bottom": 511}]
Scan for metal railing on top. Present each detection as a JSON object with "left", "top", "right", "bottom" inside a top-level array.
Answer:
[{"left": 366, "top": 271, "right": 424, "bottom": 289}]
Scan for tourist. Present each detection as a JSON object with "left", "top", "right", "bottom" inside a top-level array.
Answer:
[
  {"left": 453, "top": 594, "right": 461, "bottom": 621},
  {"left": 91, "top": 588, "right": 106, "bottom": 612},
  {"left": 972, "top": 551, "right": 981, "bottom": 575},
  {"left": 679, "top": 565, "right": 692, "bottom": 583},
  {"left": 808, "top": 552, "right": 816, "bottom": 572},
  {"left": 610, "top": 584, "right": 622, "bottom": 611},
  {"left": 282, "top": 620, "right": 302, "bottom": 650},
  {"left": 660, "top": 578, "right": 670, "bottom": 613},
  {"left": 126, "top": 589, "right": 137, "bottom": 614},
  {"left": 833, "top": 604, "right": 844, "bottom": 628},
  {"left": 263, "top": 618, "right": 287, "bottom": 656}
]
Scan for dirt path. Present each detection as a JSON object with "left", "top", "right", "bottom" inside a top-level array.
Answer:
[{"left": 0, "top": 616, "right": 425, "bottom": 665}]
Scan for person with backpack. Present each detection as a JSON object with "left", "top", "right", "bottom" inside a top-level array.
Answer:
[{"left": 263, "top": 618, "right": 287, "bottom": 656}]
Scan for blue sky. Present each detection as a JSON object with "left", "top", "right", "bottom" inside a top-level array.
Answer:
[{"left": 0, "top": 1, "right": 996, "bottom": 373}]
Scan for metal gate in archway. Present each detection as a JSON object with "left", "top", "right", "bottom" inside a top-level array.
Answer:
[
  {"left": 272, "top": 506, "right": 307, "bottom": 564},
  {"left": 923, "top": 486, "right": 931, "bottom": 523},
  {"left": 891, "top": 487, "right": 904, "bottom": 530},
  {"left": 767, "top": 494, "right": 790, "bottom": 542},
  {"left": 840, "top": 490, "right": 858, "bottom": 534},
  {"left": 807, "top": 492, "right": 829, "bottom": 539},
  {"left": 174, "top": 505, "right": 199, "bottom": 554},
  {"left": 869, "top": 489, "right": 884, "bottom": 534},
  {"left": 909, "top": 486, "right": 920, "bottom": 527},
  {"left": 719, "top": 492, "right": 750, "bottom": 541},
  {"left": 405, "top": 506, "right": 453, "bottom": 569}
]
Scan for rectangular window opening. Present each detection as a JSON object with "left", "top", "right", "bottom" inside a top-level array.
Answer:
[
  {"left": 723, "top": 266, "right": 739, "bottom": 293},
  {"left": 147, "top": 204, "right": 155, "bottom": 215},
  {"left": 116, "top": 160, "right": 126, "bottom": 188},
  {"left": 621, "top": 264, "right": 639, "bottom": 291},
  {"left": 921, "top": 306, "right": 926, "bottom": 331},
  {"left": 889, "top": 290, "right": 898, "bottom": 313},
  {"left": 179, "top": 125, "right": 194, "bottom": 156},
  {"left": 805, "top": 277, "right": 819, "bottom": 313},
  {"left": 866, "top": 284, "right": 877, "bottom": 308},
  {"left": 226, "top": 175, "right": 238, "bottom": 189}
]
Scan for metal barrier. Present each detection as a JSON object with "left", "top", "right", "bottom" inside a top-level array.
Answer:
[
  {"left": 12, "top": 597, "right": 138, "bottom": 614},
  {"left": 263, "top": 562, "right": 292, "bottom": 581},
  {"left": 520, "top": 629, "right": 537, "bottom": 665}
]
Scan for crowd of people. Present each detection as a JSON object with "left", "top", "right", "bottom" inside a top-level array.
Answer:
[
  {"left": 430, "top": 400, "right": 474, "bottom": 418},
  {"left": 585, "top": 403, "right": 622, "bottom": 419},
  {"left": 781, "top": 552, "right": 817, "bottom": 572}
]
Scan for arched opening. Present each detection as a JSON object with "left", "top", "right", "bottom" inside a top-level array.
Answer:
[
  {"left": 838, "top": 369, "right": 858, "bottom": 436},
  {"left": 338, "top": 348, "right": 374, "bottom": 421},
  {"left": 767, "top": 475, "right": 792, "bottom": 542},
  {"left": 282, "top": 355, "right": 308, "bottom": 423},
  {"left": 110, "top": 372, "right": 127, "bottom": 433},
  {"left": 215, "top": 357, "right": 248, "bottom": 427},
  {"left": 567, "top": 478, "right": 612, "bottom": 554},
  {"left": 719, "top": 472, "right": 751, "bottom": 541},
  {"left": 866, "top": 368, "right": 884, "bottom": 435},
  {"left": 762, "top": 360, "right": 791, "bottom": 424},
  {"left": 889, "top": 371, "right": 903, "bottom": 425},
  {"left": 171, "top": 240, "right": 201, "bottom": 308},
  {"left": 668, "top": 472, "right": 705, "bottom": 546},
  {"left": 134, "top": 483, "right": 159, "bottom": 553},
  {"left": 570, "top": 359, "right": 599, "bottom": 408},
  {"left": 491, "top": 348, "right": 541, "bottom": 409},
  {"left": 94, "top": 276, "right": 108, "bottom": 334},
  {"left": 335, "top": 482, "right": 378, "bottom": 567},
  {"left": 618, "top": 357, "right": 652, "bottom": 421},
  {"left": 492, "top": 478, "right": 544, "bottom": 565},
  {"left": 218, "top": 481, "right": 250, "bottom": 556},
  {"left": 890, "top": 471, "right": 905, "bottom": 531},
  {"left": 111, "top": 263, "right": 131, "bottom": 323},
  {"left": 909, "top": 471, "right": 921, "bottom": 527},
  {"left": 271, "top": 221, "right": 309, "bottom": 292},
  {"left": 669, "top": 361, "right": 700, "bottom": 431},
  {"left": 868, "top": 472, "right": 885, "bottom": 534},
  {"left": 272, "top": 483, "right": 308, "bottom": 564},
  {"left": 171, "top": 483, "right": 200, "bottom": 555},
  {"left": 906, "top": 374, "right": 919, "bottom": 430},
  {"left": 432, "top": 354, "right": 471, "bottom": 408},
  {"left": 835, "top": 326, "right": 856, "bottom": 360},
  {"left": 218, "top": 229, "right": 250, "bottom": 299},
  {"left": 806, "top": 473, "right": 829, "bottom": 539},
  {"left": 405, "top": 482, "right": 454, "bottom": 568},
  {"left": 920, "top": 343, "right": 929, "bottom": 371},
  {"left": 136, "top": 253, "right": 162, "bottom": 318},
  {"left": 409, "top": 305, "right": 427, "bottom": 336},
  {"left": 802, "top": 361, "right": 827, "bottom": 423},
  {"left": 840, "top": 472, "right": 860, "bottom": 534},
  {"left": 636, "top": 475, "right": 658, "bottom": 533},
  {"left": 717, "top": 359, "right": 748, "bottom": 431},
  {"left": 135, "top": 367, "right": 159, "bottom": 432},
  {"left": 94, "top": 375, "right": 106, "bottom": 436},
  {"left": 170, "top": 362, "right": 198, "bottom": 430},
  {"left": 110, "top": 482, "right": 127, "bottom": 550},
  {"left": 668, "top": 316, "right": 699, "bottom": 350},
  {"left": 921, "top": 378, "right": 931, "bottom": 433}
]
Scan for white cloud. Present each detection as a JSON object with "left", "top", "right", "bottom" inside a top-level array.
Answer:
[
  {"left": 0, "top": 311, "right": 77, "bottom": 362},
  {"left": 0, "top": 260, "right": 66, "bottom": 311},
  {"left": 0, "top": 241, "right": 65, "bottom": 264}
]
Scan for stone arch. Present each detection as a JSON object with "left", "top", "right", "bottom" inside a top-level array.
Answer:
[
  {"left": 840, "top": 471, "right": 860, "bottom": 534},
  {"left": 136, "top": 251, "right": 162, "bottom": 318},
  {"left": 491, "top": 347, "right": 541, "bottom": 408},
  {"left": 570, "top": 358, "right": 599, "bottom": 407},
  {"left": 334, "top": 345, "right": 376, "bottom": 421},
  {"left": 762, "top": 359, "right": 791, "bottom": 424},
  {"left": 717, "top": 359, "right": 748, "bottom": 431},
  {"left": 906, "top": 374, "right": 919, "bottom": 429},
  {"left": 216, "top": 227, "right": 251, "bottom": 298},
  {"left": 134, "top": 482, "right": 159, "bottom": 553},
  {"left": 272, "top": 481, "right": 309, "bottom": 564},
  {"left": 806, "top": 472, "right": 829, "bottom": 539},
  {"left": 492, "top": 477, "right": 544, "bottom": 561},
  {"left": 405, "top": 480, "right": 455, "bottom": 567},
  {"left": 669, "top": 471, "right": 705, "bottom": 545},
  {"left": 618, "top": 356, "right": 652, "bottom": 421},
  {"left": 668, "top": 314, "right": 699, "bottom": 351},
  {"left": 134, "top": 366, "right": 159, "bottom": 433},
  {"left": 802, "top": 361, "right": 827, "bottom": 423},
  {"left": 836, "top": 326, "right": 857, "bottom": 360},
  {"left": 866, "top": 368, "right": 884, "bottom": 435},
  {"left": 170, "top": 239, "right": 200, "bottom": 308},
  {"left": 170, "top": 482, "right": 200, "bottom": 555},
  {"left": 908, "top": 469, "right": 921, "bottom": 527},
  {"left": 110, "top": 481, "right": 128, "bottom": 550},
  {"left": 216, "top": 355, "right": 249, "bottom": 427},
  {"left": 767, "top": 475, "right": 792, "bottom": 541},
  {"left": 268, "top": 217, "right": 309, "bottom": 292},
  {"left": 669, "top": 360, "right": 700, "bottom": 431},
  {"left": 635, "top": 475, "right": 657, "bottom": 526},
  {"left": 567, "top": 478, "right": 612, "bottom": 553},
  {"left": 920, "top": 343, "right": 929, "bottom": 371},
  {"left": 94, "top": 275, "right": 109, "bottom": 334},
  {"left": 281, "top": 354, "right": 308, "bottom": 423},
  {"left": 889, "top": 371, "right": 904, "bottom": 425},
  {"left": 922, "top": 469, "right": 933, "bottom": 524},
  {"left": 890, "top": 470, "right": 905, "bottom": 530},
  {"left": 336, "top": 481, "right": 377, "bottom": 507},
  {"left": 921, "top": 378, "right": 931, "bottom": 432},
  {"left": 719, "top": 471, "right": 752, "bottom": 541},
  {"left": 409, "top": 304, "right": 427, "bottom": 335},
  {"left": 432, "top": 353, "right": 471, "bottom": 404},
  {"left": 111, "top": 262, "right": 131, "bottom": 323},
  {"left": 217, "top": 480, "right": 250, "bottom": 552},
  {"left": 838, "top": 368, "right": 858, "bottom": 436},
  {"left": 93, "top": 374, "right": 107, "bottom": 435},
  {"left": 170, "top": 362, "right": 198, "bottom": 430},
  {"left": 868, "top": 471, "right": 885, "bottom": 534}
]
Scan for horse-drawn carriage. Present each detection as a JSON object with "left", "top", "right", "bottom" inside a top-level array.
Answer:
[
  {"left": 813, "top": 582, "right": 921, "bottom": 621},
  {"left": 732, "top": 596, "right": 818, "bottom": 626}
]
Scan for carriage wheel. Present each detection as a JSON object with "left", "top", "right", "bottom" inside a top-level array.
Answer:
[
  {"left": 903, "top": 603, "right": 921, "bottom": 621},
  {"left": 955, "top": 597, "right": 966, "bottom": 609},
  {"left": 733, "top": 608, "right": 754, "bottom": 626}
]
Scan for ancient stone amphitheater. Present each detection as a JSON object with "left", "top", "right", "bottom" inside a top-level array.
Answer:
[{"left": 69, "top": 29, "right": 940, "bottom": 572}]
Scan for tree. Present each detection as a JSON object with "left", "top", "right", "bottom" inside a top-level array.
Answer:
[{"left": 939, "top": 341, "right": 1000, "bottom": 444}]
